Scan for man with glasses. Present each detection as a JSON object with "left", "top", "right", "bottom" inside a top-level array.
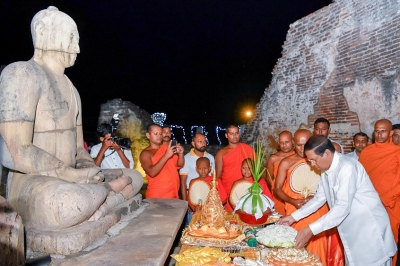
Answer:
[{"left": 280, "top": 135, "right": 396, "bottom": 266}]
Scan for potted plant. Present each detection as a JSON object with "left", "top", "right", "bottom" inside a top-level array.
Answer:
[{"left": 233, "top": 139, "right": 274, "bottom": 224}]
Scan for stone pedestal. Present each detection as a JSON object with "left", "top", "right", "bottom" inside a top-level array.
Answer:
[
  {"left": 52, "top": 199, "right": 187, "bottom": 266},
  {"left": 0, "top": 196, "right": 25, "bottom": 266},
  {"left": 27, "top": 194, "right": 142, "bottom": 255}
]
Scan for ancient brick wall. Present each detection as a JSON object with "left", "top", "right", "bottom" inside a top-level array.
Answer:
[{"left": 243, "top": 0, "right": 400, "bottom": 154}]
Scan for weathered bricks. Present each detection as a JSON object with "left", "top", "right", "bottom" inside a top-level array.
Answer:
[{"left": 243, "top": 0, "right": 400, "bottom": 155}]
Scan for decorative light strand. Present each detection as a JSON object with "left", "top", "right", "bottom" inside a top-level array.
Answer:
[
  {"left": 215, "top": 126, "right": 226, "bottom": 145},
  {"left": 151, "top": 112, "right": 166, "bottom": 126},
  {"left": 170, "top": 125, "right": 188, "bottom": 144},
  {"left": 190, "top": 125, "right": 209, "bottom": 144}
]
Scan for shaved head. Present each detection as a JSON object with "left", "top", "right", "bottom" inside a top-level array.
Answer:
[
  {"left": 294, "top": 129, "right": 312, "bottom": 141},
  {"left": 374, "top": 119, "right": 393, "bottom": 143},
  {"left": 293, "top": 129, "right": 312, "bottom": 158},
  {"left": 279, "top": 130, "right": 292, "bottom": 139},
  {"left": 278, "top": 130, "right": 293, "bottom": 153}
]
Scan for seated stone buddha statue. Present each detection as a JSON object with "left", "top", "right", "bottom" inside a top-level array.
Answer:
[{"left": 0, "top": 6, "right": 143, "bottom": 238}]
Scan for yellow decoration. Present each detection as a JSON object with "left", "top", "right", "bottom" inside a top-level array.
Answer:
[
  {"left": 200, "top": 171, "right": 225, "bottom": 228},
  {"left": 171, "top": 246, "right": 231, "bottom": 266}
]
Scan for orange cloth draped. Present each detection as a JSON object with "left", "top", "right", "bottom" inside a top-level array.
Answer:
[
  {"left": 283, "top": 158, "right": 329, "bottom": 266},
  {"left": 359, "top": 141, "right": 400, "bottom": 266},
  {"left": 326, "top": 228, "right": 345, "bottom": 266},
  {"left": 145, "top": 145, "right": 181, "bottom": 199},
  {"left": 221, "top": 143, "right": 254, "bottom": 211},
  {"left": 243, "top": 177, "right": 273, "bottom": 199},
  {"left": 271, "top": 150, "right": 295, "bottom": 215},
  {"left": 202, "top": 176, "right": 228, "bottom": 203}
]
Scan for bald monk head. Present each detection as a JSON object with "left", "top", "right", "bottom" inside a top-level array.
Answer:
[
  {"left": 374, "top": 119, "right": 393, "bottom": 144},
  {"left": 293, "top": 129, "right": 312, "bottom": 158},
  {"left": 278, "top": 130, "right": 293, "bottom": 153},
  {"left": 146, "top": 124, "right": 163, "bottom": 145},
  {"left": 225, "top": 125, "right": 240, "bottom": 145},
  {"left": 392, "top": 124, "right": 400, "bottom": 146}
]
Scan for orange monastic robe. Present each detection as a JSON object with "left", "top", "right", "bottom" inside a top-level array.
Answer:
[
  {"left": 145, "top": 145, "right": 181, "bottom": 199},
  {"left": 359, "top": 141, "right": 400, "bottom": 266},
  {"left": 221, "top": 143, "right": 254, "bottom": 211},
  {"left": 283, "top": 159, "right": 329, "bottom": 266},
  {"left": 272, "top": 150, "right": 295, "bottom": 215}
]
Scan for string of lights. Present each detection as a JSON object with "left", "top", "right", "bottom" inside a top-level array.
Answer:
[
  {"left": 151, "top": 113, "right": 232, "bottom": 145},
  {"left": 215, "top": 126, "right": 226, "bottom": 145},
  {"left": 170, "top": 125, "right": 188, "bottom": 144}
]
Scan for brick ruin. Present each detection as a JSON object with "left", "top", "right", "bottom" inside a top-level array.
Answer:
[{"left": 243, "top": 0, "right": 400, "bottom": 154}]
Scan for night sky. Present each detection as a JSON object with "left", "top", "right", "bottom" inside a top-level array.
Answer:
[{"left": 0, "top": 0, "right": 332, "bottom": 136}]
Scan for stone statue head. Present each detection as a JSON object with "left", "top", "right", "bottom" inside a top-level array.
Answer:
[{"left": 31, "top": 6, "right": 80, "bottom": 57}]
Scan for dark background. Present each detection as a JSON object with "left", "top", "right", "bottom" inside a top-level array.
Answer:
[{"left": 0, "top": 0, "right": 332, "bottom": 143}]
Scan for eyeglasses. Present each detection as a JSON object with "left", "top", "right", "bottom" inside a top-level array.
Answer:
[{"left": 308, "top": 152, "right": 325, "bottom": 164}]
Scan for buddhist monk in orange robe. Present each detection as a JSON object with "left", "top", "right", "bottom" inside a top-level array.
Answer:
[
  {"left": 215, "top": 125, "right": 254, "bottom": 211},
  {"left": 139, "top": 124, "right": 184, "bottom": 199},
  {"left": 359, "top": 119, "right": 400, "bottom": 266},
  {"left": 266, "top": 130, "right": 295, "bottom": 215},
  {"left": 275, "top": 129, "right": 329, "bottom": 265}
]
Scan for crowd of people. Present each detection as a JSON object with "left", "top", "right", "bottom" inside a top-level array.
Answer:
[
  {"left": 97, "top": 118, "right": 395, "bottom": 266},
  {"left": 92, "top": 116, "right": 400, "bottom": 266}
]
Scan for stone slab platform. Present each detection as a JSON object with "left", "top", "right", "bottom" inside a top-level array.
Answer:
[{"left": 53, "top": 198, "right": 187, "bottom": 266}]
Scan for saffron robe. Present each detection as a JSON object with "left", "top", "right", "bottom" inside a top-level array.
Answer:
[
  {"left": 272, "top": 150, "right": 295, "bottom": 215},
  {"left": 221, "top": 143, "right": 254, "bottom": 210},
  {"left": 283, "top": 159, "right": 329, "bottom": 266},
  {"left": 145, "top": 145, "right": 181, "bottom": 199},
  {"left": 359, "top": 141, "right": 400, "bottom": 266}
]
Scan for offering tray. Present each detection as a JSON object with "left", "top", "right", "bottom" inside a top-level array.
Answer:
[
  {"left": 181, "top": 212, "right": 246, "bottom": 247},
  {"left": 260, "top": 248, "right": 323, "bottom": 266}
]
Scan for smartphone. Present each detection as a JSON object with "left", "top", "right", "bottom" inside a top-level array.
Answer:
[{"left": 171, "top": 140, "right": 177, "bottom": 147}]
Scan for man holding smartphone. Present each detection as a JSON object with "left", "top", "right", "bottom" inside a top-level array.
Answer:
[
  {"left": 140, "top": 124, "right": 185, "bottom": 199},
  {"left": 91, "top": 123, "right": 134, "bottom": 169}
]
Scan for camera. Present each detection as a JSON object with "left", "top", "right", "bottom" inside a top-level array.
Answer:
[{"left": 110, "top": 114, "right": 132, "bottom": 149}]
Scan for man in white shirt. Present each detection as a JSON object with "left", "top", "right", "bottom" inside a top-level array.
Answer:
[
  {"left": 280, "top": 136, "right": 396, "bottom": 266},
  {"left": 90, "top": 123, "right": 134, "bottom": 169},
  {"left": 346, "top": 132, "right": 368, "bottom": 158},
  {"left": 179, "top": 133, "right": 215, "bottom": 200}
]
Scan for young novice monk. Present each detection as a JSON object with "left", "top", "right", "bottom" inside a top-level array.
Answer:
[
  {"left": 231, "top": 158, "right": 273, "bottom": 200},
  {"left": 188, "top": 157, "right": 227, "bottom": 212}
]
